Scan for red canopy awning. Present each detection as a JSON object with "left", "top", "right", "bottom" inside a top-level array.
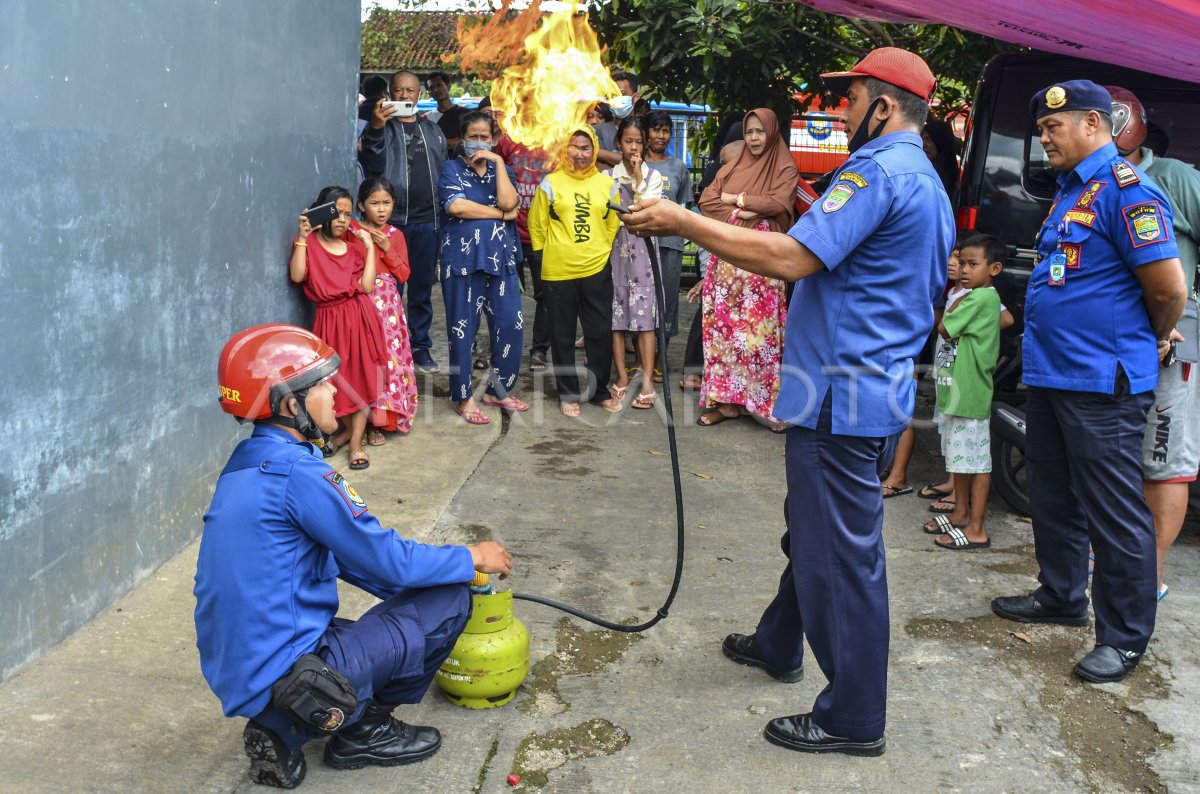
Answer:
[{"left": 796, "top": 0, "right": 1200, "bottom": 83}]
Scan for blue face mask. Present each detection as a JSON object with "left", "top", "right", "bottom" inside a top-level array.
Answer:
[
  {"left": 463, "top": 140, "right": 492, "bottom": 158},
  {"left": 609, "top": 96, "right": 634, "bottom": 119}
]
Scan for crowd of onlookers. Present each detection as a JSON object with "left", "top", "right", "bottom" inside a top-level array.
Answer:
[{"left": 286, "top": 68, "right": 1193, "bottom": 603}]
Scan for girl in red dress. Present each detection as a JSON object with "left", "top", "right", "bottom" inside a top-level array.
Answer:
[
  {"left": 289, "top": 186, "right": 384, "bottom": 470},
  {"left": 350, "top": 177, "right": 420, "bottom": 442}
]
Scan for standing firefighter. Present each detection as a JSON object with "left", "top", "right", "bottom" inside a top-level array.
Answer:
[
  {"left": 626, "top": 47, "right": 954, "bottom": 755},
  {"left": 990, "top": 81, "right": 1185, "bottom": 683},
  {"left": 195, "top": 323, "right": 513, "bottom": 788}
]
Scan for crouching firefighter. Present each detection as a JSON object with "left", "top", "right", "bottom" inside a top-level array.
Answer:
[{"left": 195, "top": 323, "right": 514, "bottom": 788}]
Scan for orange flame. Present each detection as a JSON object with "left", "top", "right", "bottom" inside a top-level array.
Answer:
[{"left": 457, "top": 0, "right": 619, "bottom": 164}]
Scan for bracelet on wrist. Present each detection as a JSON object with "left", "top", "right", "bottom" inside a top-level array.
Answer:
[{"left": 294, "top": 241, "right": 307, "bottom": 248}]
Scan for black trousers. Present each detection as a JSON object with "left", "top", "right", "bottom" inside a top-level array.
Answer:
[
  {"left": 682, "top": 305, "right": 704, "bottom": 375},
  {"left": 544, "top": 264, "right": 614, "bottom": 403},
  {"left": 1026, "top": 383, "right": 1157, "bottom": 652},
  {"left": 519, "top": 243, "right": 551, "bottom": 357}
]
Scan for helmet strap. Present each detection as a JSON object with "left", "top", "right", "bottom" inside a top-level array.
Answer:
[{"left": 272, "top": 389, "right": 329, "bottom": 446}]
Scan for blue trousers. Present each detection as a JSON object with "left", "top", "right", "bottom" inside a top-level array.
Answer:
[
  {"left": 397, "top": 221, "right": 439, "bottom": 353},
  {"left": 251, "top": 583, "right": 470, "bottom": 750},
  {"left": 1026, "top": 384, "right": 1157, "bottom": 652},
  {"left": 755, "top": 397, "right": 895, "bottom": 741},
  {"left": 442, "top": 269, "right": 524, "bottom": 402}
]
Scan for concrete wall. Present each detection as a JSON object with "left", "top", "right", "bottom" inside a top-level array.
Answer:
[{"left": 0, "top": 2, "right": 360, "bottom": 681}]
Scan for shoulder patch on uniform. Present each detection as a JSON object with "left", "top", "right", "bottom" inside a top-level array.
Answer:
[
  {"left": 1073, "top": 180, "right": 1107, "bottom": 210},
  {"left": 839, "top": 171, "right": 868, "bottom": 188},
  {"left": 1123, "top": 201, "right": 1169, "bottom": 248},
  {"left": 1063, "top": 209, "right": 1096, "bottom": 227},
  {"left": 1112, "top": 160, "right": 1141, "bottom": 188},
  {"left": 324, "top": 470, "right": 368, "bottom": 517},
  {"left": 1062, "top": 242, "right": 1081, "bottom": 269},
  {"left": 822, "top": 183, "right": 856, "bottom": 213}
]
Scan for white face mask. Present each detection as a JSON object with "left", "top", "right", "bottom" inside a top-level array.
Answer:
[{"left": 609, "top": 95, "right": 634, "bottom": 119}]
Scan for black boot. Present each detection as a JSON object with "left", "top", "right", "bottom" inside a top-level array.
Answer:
[
  {"left": 323, "top": 701, "right": 442, "bottom": 770},
  {"left": 243, "top": 721, "right": 306, "bottom": 789}
]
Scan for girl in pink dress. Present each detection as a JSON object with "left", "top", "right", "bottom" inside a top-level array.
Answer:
[
  {"left": 289, "top": 186, "right": 383, "bottom": 470},
  {"left": 350, "top": 177, "right": 419, "bottom": 441}
]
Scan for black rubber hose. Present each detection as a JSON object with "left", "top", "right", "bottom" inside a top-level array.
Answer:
[{"left": 513, "top": 206, "right": 686, "bottom": 632}]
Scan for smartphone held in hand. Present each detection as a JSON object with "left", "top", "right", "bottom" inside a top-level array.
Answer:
[{"left": 302, "top": 201, "right": 339, "bottom": 228}]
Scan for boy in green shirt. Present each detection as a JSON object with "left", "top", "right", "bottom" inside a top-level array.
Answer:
[{"left": 926, "top": 234, "right": 1005, "bottom": 549}]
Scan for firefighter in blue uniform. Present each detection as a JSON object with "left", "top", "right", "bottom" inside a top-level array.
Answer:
[
  {"left": 990, "top": 81, "right": 1184, "bottom": 683},
  {"left": 195, "top": 323, "right": 513, "bottom": 788},
  {"left": 624, "top": 48, "right": 953, "bottom": 756}
]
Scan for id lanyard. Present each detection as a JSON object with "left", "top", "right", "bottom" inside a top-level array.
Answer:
[{"left": 1047, "top": 217, "right": 1068, "bottom": 286}]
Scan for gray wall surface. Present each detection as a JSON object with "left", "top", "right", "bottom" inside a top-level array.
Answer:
[{"left": 0, "top": 2, "right": 360, "bottom": 681}]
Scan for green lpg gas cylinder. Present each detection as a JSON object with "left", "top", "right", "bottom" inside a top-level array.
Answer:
[{"left": 437, "top": 573, "right": 530, "bottom": 709}]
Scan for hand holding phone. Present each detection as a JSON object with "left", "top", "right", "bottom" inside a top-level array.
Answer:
[{"left": 302, "top": 201, "right": 339, "bottom": 230}]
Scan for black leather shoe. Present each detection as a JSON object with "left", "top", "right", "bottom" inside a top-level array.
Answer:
[
  {"left": 243, "top": 721, "right": 306, "bottom": 789},
  {"left": 1074, "top": 645, "right": 1142, "bottom": 683},
  {"left": 323, "top": 703, "right": 442, "bottom": 769},
  {"left": 764, "top": 713, "right": 885, "bottom": 757},
  {"left": 991, "top": 594, "right": 1089, "bottom": 627},
  {"left": 722, "top": 633, "right": 804, "bottom": 683}
]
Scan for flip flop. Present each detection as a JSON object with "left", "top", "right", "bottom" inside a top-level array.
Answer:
[
  {"left": 679, "top": 377, "right": 702, "bottom": 392},
  {"left": 366, "top": 429, "right": 385, "bottom": 446},
  {"left": 633, "top": 391, "right": 657, "bottom": 409},
  {"left": 882, "top": 484, "right": 914, "bottom": 499},
  {"left": 923, "top": 514, "right": 961, "bottom": 535},
  {"left": 560, "top": 401, "right": 581, "bottom": 417},
  {"left": 320, "top": 438, "right": 341, "bottom": 458},
  {"left": 697, "top": 408, "right": 741, "bottom": 427},
  {"left": 929, "top": 499, "right": 956, "bottom": 514},
  {"left": 482, "top": 396, "right": 529, "bottom": 412},
  {"left": 918, "top": 484, "right": 952, "bottom": 499},
  {"left": 935, "top": 526, "right": 991, "bottom": 550},
  {"left": 653, "top": 368, "right": 664, "bottom": 384},
  {"left": 349, "top": 450, "right": 369, "bottom": 470},
  {"left": 455, "top": 406, "right": 491, "bottom": 425}
]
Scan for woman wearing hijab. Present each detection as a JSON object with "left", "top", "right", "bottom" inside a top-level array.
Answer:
[
  {"left": 695, "top": 108, "right": 798, "bottom": 428},
  {"left": 528, "top": 127, "right": 624, "bottom": 416},
  {"left": 922, "top": 116, "right": 960, "bottom": 195}
]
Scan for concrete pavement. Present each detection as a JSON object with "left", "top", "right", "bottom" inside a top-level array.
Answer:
[{"left": 1, "top": 292, "right": 1197, "bottom": 793}]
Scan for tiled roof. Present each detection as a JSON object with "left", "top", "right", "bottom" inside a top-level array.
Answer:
[{"left": 361, "top": 10, "right": 464, "bottom": 73}]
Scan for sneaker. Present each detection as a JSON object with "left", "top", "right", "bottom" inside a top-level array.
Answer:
[
  {"left": 243, "top": 721, "right": 306, "bottom": 789},
  {"left": 413, "top": 349, "right": 439, "bottom": 374}
]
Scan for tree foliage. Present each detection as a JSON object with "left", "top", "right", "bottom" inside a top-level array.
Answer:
[{"left": 589, "top": 0, "right": 1020, "bottom": 122}]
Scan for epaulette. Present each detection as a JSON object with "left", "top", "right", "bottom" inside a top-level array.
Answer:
[{"left": 1112, "top": 160, "right": 1141, "bottom": 189}]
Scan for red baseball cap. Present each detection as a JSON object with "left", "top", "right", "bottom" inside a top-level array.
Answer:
[{"left": 820, "top": 47, "right": 937, "bottom": 102}]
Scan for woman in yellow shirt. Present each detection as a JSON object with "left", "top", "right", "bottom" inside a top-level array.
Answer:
[{"left": 528, "top": 127, "right": 623, "bottom": 416}]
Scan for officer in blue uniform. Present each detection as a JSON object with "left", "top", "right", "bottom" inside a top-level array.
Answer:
[
  {"left": 625, "top": 47, "right": 953, "bottom": 756},
  {"left": 991, "top": 81, "right": 1184, "bottom": 683},
  {"left": 195, "top": 324, "right": 513, "bottom": 788}
]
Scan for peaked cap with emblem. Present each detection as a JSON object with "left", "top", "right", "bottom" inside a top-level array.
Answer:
[{"left": 1030, "top": 80, "right": 1113, "bottom": 121}]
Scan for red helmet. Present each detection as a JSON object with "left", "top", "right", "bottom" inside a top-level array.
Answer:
[
  {"left": 1105, "top": 85, "right": 1148, "bottom": 156},
  {"left": 217, "top": 324, "right": 340, "bottom": 422}
]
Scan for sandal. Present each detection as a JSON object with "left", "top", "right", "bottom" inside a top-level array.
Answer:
[
  {"left": 529, "top": 352, "right": 548, "bottom": 372},
  {"left": 935, "top": 526, "right": 991, "bottom": 550},
  {"left": 455, "top": 406, "right": 491, "bottom": 425},
  {"left": 679, "top": 376, "right": 702, "bottom": 392},
  {"left": 482, "top": 396, "right": 529, "bottom": 412},
  {"left": 917, "top": 484, "right": 952, "bottom": 500},
  {"left": 366, "top": 429, "right": 386, "bottom": 447},
  {"left": 609, "top": 384, "right": 629, "bottom": 402},
  {"left": 349, "top": 450, "right": 369, "bottom": 470},
  {"left": 596, "top": 397, "right": 623, "bottom": 413},
  {"left": 929, "top": 498, "right": 956, "bottom": 514},
  {"left": 560, "top": 401, "right": 581, "bottom": 417},
  {"left": 923, "top": 514, "right": 961, "bottom": 535},
  {"left": 633, "top": 391, "right": 657, "bottom": 409},
  {"left": 696, "top": 407, "right": 742, "bottom": 427},
  {"left": 882, "top": 484, "right": 914, "bottom": 499},
  {"left": 652, "top": 368, "right": 663, "bottom": 384},
  {"left": 473, "top": 357, "right": 489, "bottom": 371},
  {"left": 320, "top": 438, "right": 342, "bottom": 458}
]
